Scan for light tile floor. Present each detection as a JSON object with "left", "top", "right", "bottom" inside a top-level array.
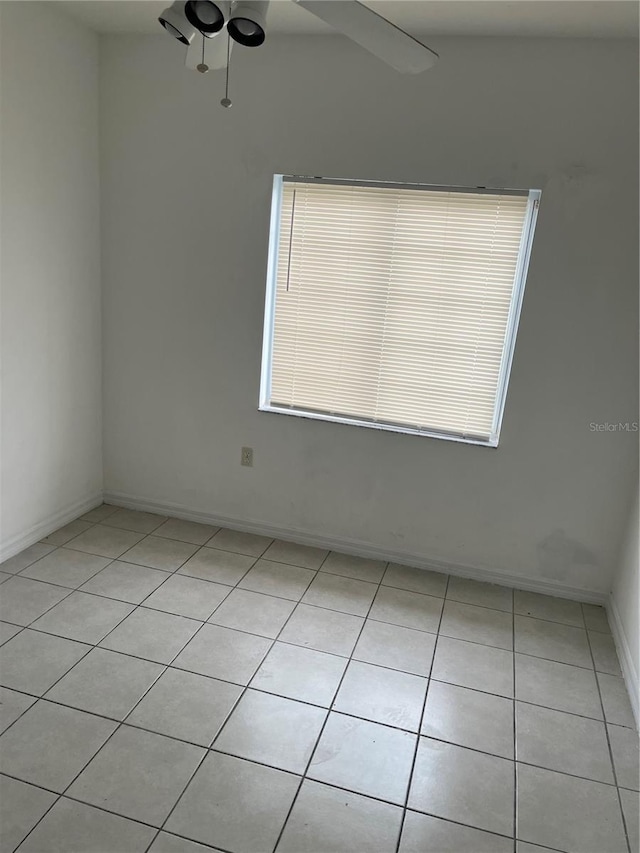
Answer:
[{"left": 0, "top": 505, "right": 638, "bottom": 853}]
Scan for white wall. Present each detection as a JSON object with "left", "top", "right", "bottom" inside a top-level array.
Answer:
[
  {"left": 0, "top": 2, "right": 102, "bottom": 556},
  {"left": 101, "top": 33, "right": 638, "bottom": 597},
  {"left": 610, "top": 483, "right": 639, "bottom": 723}
]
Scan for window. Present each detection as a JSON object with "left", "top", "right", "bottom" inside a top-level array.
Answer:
[{"left": 260, "top": 176, "right": 540, "bottom": 446}]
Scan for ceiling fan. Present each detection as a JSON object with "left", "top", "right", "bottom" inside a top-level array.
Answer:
[{"left": 158, "top": 1, "right": 438, "bottom": 105}]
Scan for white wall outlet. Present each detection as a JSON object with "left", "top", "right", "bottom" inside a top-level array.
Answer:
[{"left": 241, "top": 446, "right": 253, "bottom": 467}]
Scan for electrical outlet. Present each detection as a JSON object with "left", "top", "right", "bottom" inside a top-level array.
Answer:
[{"left": 241, "top": 446, "right": 253, "bottom": 467}]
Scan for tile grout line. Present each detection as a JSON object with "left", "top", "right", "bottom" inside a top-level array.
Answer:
[
  {"left": 582, "top": 602, "right": 632, "bottom": 853},
  {"left": 393, "top": 572, "right": 451, "bottom": 853},
  {"left": 268, "top": 552, "right": 393, "bottom": 853},
  {"left": 135, "top": 541, "right": 327, "bottom": 852}
]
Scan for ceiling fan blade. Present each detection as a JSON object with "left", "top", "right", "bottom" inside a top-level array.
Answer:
[
  {"left": 294, "top": 0, "right": 438, "bottom": 74},
  {"left": 185, "top": 33, "right": 232, "bottom": 72}
]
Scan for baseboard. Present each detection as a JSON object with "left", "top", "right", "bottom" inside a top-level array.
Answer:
[
  {"left": 607, "top": 594, "right": 639, "bottom": 730},
  {"left": 103, "top": 489, "right": 608, "bottom": 605},
  {"left": 0, "top": 491, "right": 103, "bottom": 563}
]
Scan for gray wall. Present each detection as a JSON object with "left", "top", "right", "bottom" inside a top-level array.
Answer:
[
  {"left": 100, "top": 33, "right": 638, "bottom": 596},
  {"left": 0, "top": 2, "right": 102, "bottom": 556}
]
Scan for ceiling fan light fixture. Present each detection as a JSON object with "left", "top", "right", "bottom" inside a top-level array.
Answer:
[
  {"left": 159, "top": 1, "right": 197, "bottom": 44},
  {"left": 227, "top": 1, "right": 268, "bottom": 47},
  {"left": 185, "top": 0, "right": 230, "bottom": 36}
]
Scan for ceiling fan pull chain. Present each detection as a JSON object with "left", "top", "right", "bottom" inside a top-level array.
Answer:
[
  {"left": 196, "top": 33, "right": 209, "bottom": 73},
  {"left": 220, "top": 31, "right": 232, "bottom": 108}
]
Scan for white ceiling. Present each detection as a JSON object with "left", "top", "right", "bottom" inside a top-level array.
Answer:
[{"left": 57, "top": 0, "right": 638, "bottom": 39}]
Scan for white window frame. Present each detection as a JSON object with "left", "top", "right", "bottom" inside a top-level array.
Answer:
[{"left": 259, "top": 175, "right": 541, "bottom": 447}]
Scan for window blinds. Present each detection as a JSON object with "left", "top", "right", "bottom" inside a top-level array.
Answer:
[{"left": 262, "top": 177, "right": 538, "bottom": 444}]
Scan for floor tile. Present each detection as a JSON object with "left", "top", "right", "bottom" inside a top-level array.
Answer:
[
  {"left": 17, "top": 797, "right": 156, "bottom": 852},
  {"left": 152, "top": 518, "right": 219, "bottom": 545},
  {"left": 79, "top": 560, "right": 169, "bottom": 604},
  {"left": 440, "top": 599, "right": 513, "bottom": 650},
  {"left": 582, "top": 603, "right": 611, "bottom": 634},
  {"left": 588, "top": 631, "right": 622, "bottom": 675},
  {"left": 399, "top": 810, "right": 513, "bottom": 853},
  {"left": 100, "top": 608, "right": 201, "bottom": 664},
  {"left": 127, "top": 668, "right": 241, "bottom": 747},
  {"left": 517, "top": 763, "right": 627, "bottom": 853},
  {"left": 66, "top": 525, "right": 145, "bottom": 559},
  {"left": 279, "top": 604, "right": 364, "bottom": 656},
  {"left": 143, "top": 574, "right": 230, "bottom": 620},
  {"left": 214, "top": 689, "right": 326, "bottom": 773},
  {"left": 172, "top": 623, "right": 271, "bottom": 683},
  {"left": 207, "top": 527, "right": 272, "bottom": 557},
  {"left": 68, "top": 725, "right": 204, "bottom": 827},
  {"left": 353, "top": 619, "right": 436, "bottom": 677},
  {"left": 19, "top": 548, "right": 110, "bottom": 589},
  {"left": 166, "top": 751, "right": 299, "bottom": 852},
  {"left": 263, "top": 539, "right": 328, "bottom": 570},
  {"left": 0, "top": 629, "right": 89, "bottom": 695},
  {"left": 608, "top": 723, "right": 639, "bottom": 790},
  {"left": 121, "top": 536, "right": 199, "bottom": 572},
  {"left": 516, "top": 702, "right": 613, "bottom": 783},
  {"left": 597, "top": 673, "right": 636, "bottom": 727},
  {"left": 620, "top": 787, "right": 639, "bottom": 853},
  {"left": 209, "top": 588, "right": 296, "bottom": 638},
  {"left": 277, "top": 779, "right": 403, "bottom": 853},
  {"left": 514, "top": 615, "right": 591, "bottom": 668},
  {"left": 334, "top": 660, "right": 428, "bottom": 732},
  {"left": 446, "top": 575, "right": 513, "bottom": 612},
  {"left": 516, "top": 843, "right": 558, "bottom": 853},
  {"left": 515, "top": 653, "right": 603, "bottom": 719},
  {"left": 0, "top": 576, "right": 70, "bottom": 626},
  {"left": 422, "top": 680, "right": 514, "bottom": 758},
  {"left": 432, "top": 636, "right": 514, "bottom": 697},
  {"left": 252, "top": 642, "right": 347, "bottom": 706},
  {"left": 239, "top": 559, "right": 316, "bottom": 601},
  {"left": 46, "top": 648, "right": 163, "bottom": 720},
  {"left": 0, "top": 622, "right": 21, "bottom": 645},
  {"left": 320, "top": 552, "right": 387, "bottom": 583},
  {"left": 308, "top": 712, "right": 416, "bottom": 804},
  {"left": 102, "top": 508, "right": 167, "bottom": 534},
  {"left": 382, "top": 563, "right": 448, "bottom": 598},
  {"left": 31, "top": 591, "right": 133, "bottom": 644},
  {"left": 79, "top": 504, "right": 119, "bottom": 523},
  {"left": 0, "top": 775, "right": 56, "bottom": 852},
  {"left": 0, "top": 572, "right": 10, "bottom": 584},
  {"left": 409, "top": 737, "right": 514, "bottom": 836},
  {"left": 369, "top": 585, "right": 443, "bottom": 633},
  {"left": 0, "top": 701, "right": 117, "bottom": 792},
  {"left": 178, "top": 547, "right": 255, "bottom": 585},
  {"left": 40, "top": 520, "right": 94, "bottom": 547},
  {"left": 514, "top": 590, "right": 584, "bottom": 627},
  {"left": 0, "top": 687, "right": 36, "bottom": 734},
  {"left": 1, "top": 543, "right": 55, "bottom": 575},
  {"left": 302, "top": 573, "right": 377, "bottom": 617},
  {"left": 148, "top": 832, "right": 216, "bottom": 853}
]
